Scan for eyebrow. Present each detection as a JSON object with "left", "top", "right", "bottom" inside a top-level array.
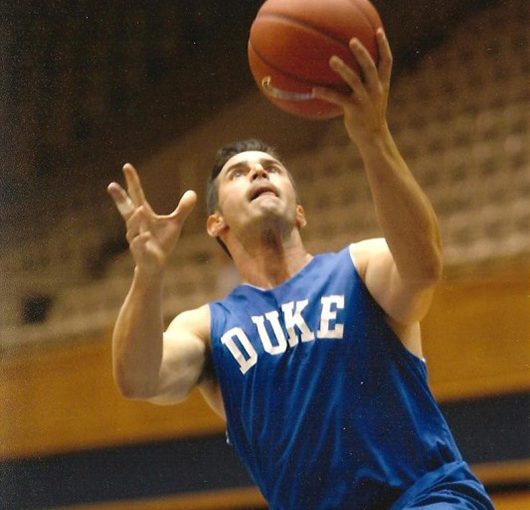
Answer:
[{"left": 223, "top": 157, "right": 283, "bottom": 176}]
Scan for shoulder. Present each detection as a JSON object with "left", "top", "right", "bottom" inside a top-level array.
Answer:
[
  {"left": 166, "top": 304, "right": 211, "bottom": 345},
  {"left": 350, "top": 237, "right": 388, "bottom": 253},
  {"left": 349, "top": 238, "right": 436, "bottom": 324},
  {"left": 348, "top": 238, "right": 389, "bottom": 277}
]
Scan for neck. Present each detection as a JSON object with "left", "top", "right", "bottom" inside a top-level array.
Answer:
[{"left": 228, "top": 229, "right": 312, "bottom": 289}]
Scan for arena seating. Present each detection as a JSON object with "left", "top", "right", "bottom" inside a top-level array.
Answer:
[
  {"left": 1, "top": 0, "right": 528, "bottom": 347},
  {"left": 1, "top": 2, "right": 528, "bottom": 509}
]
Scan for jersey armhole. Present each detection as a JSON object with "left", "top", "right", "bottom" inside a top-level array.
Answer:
[
  {"left": 347, "top": 244, "right": 427, "bottom": 366},
  {"left": 348, "top": 243, "right": 362, "bottom": 274},
  {"left": 207, "top": 302, "right": 238, "bottom": 440}
]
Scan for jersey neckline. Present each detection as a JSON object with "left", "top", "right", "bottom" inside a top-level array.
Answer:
[{"left": 240, "top": 253, "right": 318, "bottom": 293}]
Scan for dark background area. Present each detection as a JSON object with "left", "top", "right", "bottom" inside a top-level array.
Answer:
[
  {"left": 2, "top": 392, "right": 529, "bottom": 508},
  {"left": 0, "top": 2, "right": 527, "bottom": 508},
  {"left": 1, "top": 0, "right": 496, "bottom": 218}
]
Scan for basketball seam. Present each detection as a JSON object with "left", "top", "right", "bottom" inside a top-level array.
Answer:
[
  {"left": 249, "top": 40, "right": 349, "bottom": 90},
  {"left": 346, "top": 0, "right": 377, "bottom": 32},
  {"left": 256, "top": 12, "right": 353, "bottom": 50}
]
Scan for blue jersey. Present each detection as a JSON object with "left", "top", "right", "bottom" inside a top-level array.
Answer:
[{"left": 209, "top": 245, "right": 492, "bottom": 510}]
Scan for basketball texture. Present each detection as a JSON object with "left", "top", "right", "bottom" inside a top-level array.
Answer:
[{"left": 248, "top": 0, "right": 383, "bottom": 119}]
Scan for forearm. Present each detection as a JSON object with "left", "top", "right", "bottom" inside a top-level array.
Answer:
[
  {"left": 112, "top": 268, "right": 165, "bottom": 398},
  {"left": 358, "top": 125, "right": 442, "bottom": 283}
]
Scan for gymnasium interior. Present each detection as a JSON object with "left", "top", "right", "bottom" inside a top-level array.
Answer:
[{"left": 1, "top": 0, "right": 528, "bottom": 508}]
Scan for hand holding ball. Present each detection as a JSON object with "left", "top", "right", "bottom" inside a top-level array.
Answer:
[{"left": 248, "top": 0, "right": 383, "bottom": 119}]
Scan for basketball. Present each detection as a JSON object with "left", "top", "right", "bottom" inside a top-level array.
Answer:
[{"left": 248, "top": 0, "right": 384, "bottom": 119}]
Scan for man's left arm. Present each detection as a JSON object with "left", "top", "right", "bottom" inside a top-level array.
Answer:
[{"left": 313, "top": 29, "right": 442, "bottom": 325}]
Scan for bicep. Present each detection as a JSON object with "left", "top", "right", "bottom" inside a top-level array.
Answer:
[
  {"left": 350, "top": 239, "right": 436, "bottom": 325},
  {"left": 147, "top": 305, "right": 211, "bottom": 405}
]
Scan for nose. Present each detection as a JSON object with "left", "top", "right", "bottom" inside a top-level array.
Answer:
[{"left": 249, "top": 164, "right": 269, "bottom": 181}]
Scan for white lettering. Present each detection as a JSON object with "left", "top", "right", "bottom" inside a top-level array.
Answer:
[
  {"left": 281, "top": 300, "right": 315, "bottom": 345},
  {"left": 317, "top": 295, "right": 345, "bottom": 339},
  {"left": 220, "top": 294, "right": 347, "bottom": 374},
  {"left": 221, "top": 327, "right": 258, "bottom": 374},
  {"left": 252, "top": 312, "right": 288, "bottom": 355}
]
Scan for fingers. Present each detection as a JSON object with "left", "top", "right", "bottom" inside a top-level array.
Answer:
[
  {"left": 108, "top": 163, "right": 156, "bottom": 219},
  {"left": 108, "top": 161, "right": 198, "bottom": 258},
  {"left": 330, "top": 55, "right": 367, "bottom": 100},
  {"left": 317, "top": 30, "right": 391, "bottom": 104},
  {"left": 312, "top": 52, "right": 368, "bottom": 107},
  {"left": 376, "top": 28, "right": 393, "bottom": 85},
  {"left": 312, "top": 48, "right": 370, "bottom": 107},
  {"left": 348, "top": 38, "right": 379, "bottom": 91},
  {"left": 125, "top": 206, "right": 151, "bottom": 244},
  {"left": 107, "top": 182, "right": 136, "bottom": 218},
  {"left": 128, "top": 191, "right": 197, "bottom": 244},
  {"left": 123, "top": 163, "right": 148, "bottom": 207},
  {"left": 312, "top": 86, "right": 351, "bottom": 107},
  {"left": 169, "top": 190, "right": 197, "bottom": 223}
]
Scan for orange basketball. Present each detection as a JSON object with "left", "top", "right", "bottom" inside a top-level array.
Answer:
[{"left": 248, "top": 0, "right": 383, "bottom": 119}]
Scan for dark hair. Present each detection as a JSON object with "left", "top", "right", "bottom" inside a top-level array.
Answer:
[
  {"left": 206, "top": 139, "right": 301, "bottom": 256},
  {"left": 206, "top": 138, "right": 282, "bottom": 215}
]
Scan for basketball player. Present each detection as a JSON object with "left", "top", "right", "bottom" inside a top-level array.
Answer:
[{"left": 108, "top": 29, "right": 494, "bottom": 510}]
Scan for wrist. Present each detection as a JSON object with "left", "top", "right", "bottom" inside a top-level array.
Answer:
[
  {"left": 354, "top": 122, "right": 400, "bottom": 163},
  {"left": 133, "top": 265, "right": 165, "bottom": 288},
  {"left": 354, "top": 121, "right": 391, "bottom": 150}
]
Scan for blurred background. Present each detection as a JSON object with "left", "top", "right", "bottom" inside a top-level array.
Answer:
[{"left": 0, "top": 0, "right": 528, "bottom": 508}]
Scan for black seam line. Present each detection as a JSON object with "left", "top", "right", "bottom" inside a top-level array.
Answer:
[
  {"left": 347, "top": 0, "right": 378, "bottom": 33},
  {"left": 249, "top": 40, "right": 348, "bottom": 90},
  {"left": 257, "top": 11, "right": 355, "bottom": 50}
]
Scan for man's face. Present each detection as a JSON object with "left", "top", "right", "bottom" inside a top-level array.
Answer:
[{"left": 210, "top": 150, "right": 304, "bottom": 237}]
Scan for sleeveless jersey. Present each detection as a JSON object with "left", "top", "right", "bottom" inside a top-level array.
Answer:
[{"left": 209, "top": 246, "right": 485, "bottom": 510}]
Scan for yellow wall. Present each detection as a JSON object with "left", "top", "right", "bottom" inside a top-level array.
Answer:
[
  {"left": 1, "top": 269, "right": 528, "bottom": 460},
  {"left": 423, "top": 269, "right": 530, "bottom": 400},
  {"left": 56, "top": 488, "right": 530, "bottom": 510},
  {"left": 0, "top": 333, "right": 224, "bottom": 459}
]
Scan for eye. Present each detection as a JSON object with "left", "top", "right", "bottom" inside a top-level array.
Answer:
[{"left": 230, "top": 169, "right": 245, "bottom": 179}]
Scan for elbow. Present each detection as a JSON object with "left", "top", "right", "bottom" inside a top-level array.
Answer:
[
  {"left": 428, "top": 242, "right": 443, "bottom": 284},
  {"left": 419, "top": 234, "right": 443, "bottom": 285},
  {"left": 115, "top": 381, "right": 145, "bottom": 401},
  {"left": 427, "top": 229, "right": 443, "bottom": 286},
  {"left": 115, "top": 379, "right": 148, "bottom": 401},
  {"left": 113, "top": 366, "right": 157, "bottom": 401},
  {"left": 422, "top": 255, "right": 443, "bottom": 286},
  {"left": 417, "top": 258, "right": 443, "bottom": 289},
  {"left": 418, "top": 221, "right": 443, "bottom": 286},
  {"left": 113, "top": 365, "right": 193, "bottom": 405},
  {"left": 406, "top": 247, "right": 443, "bottom": 289}
]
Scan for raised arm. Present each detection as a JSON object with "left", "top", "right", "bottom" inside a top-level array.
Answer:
[
  {"left": 313, "top": 30, "right": 442, "bottom": 326},
  {"left": 107, "top": 164, "right": 210, "bottom": 406}
]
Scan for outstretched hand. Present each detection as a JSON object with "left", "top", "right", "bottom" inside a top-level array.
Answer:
[
  {"left": 312, "top": 28, "right": 392, "bottom": 146},
  {"left": 107, "top": 163, "right": 197, "bottom": 278}
]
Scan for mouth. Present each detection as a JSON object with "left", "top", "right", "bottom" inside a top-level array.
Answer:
[{"left": 249, "top": 185, "right": 279, "bottom": 201}]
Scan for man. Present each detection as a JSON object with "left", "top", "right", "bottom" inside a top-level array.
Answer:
[{"left": 108, "top": 30, "right": 494, "bottom": 510}]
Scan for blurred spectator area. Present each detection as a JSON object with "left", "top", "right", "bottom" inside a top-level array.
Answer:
[
  {"left": 0, "top": 1, "right": 528, "bottom": 509},
  {"left": 1, "top": 0, "right": 527, "bottom": 345}
]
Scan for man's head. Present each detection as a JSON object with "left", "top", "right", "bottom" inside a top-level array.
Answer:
[
  {"left": 207, "top": 139, "right": 283, "bottom": 215},
  {"left": 206, "top": 139, "right": 305, "bottom": 255}
]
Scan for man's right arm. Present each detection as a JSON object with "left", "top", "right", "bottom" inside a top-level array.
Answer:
[
  {"left": 107, "top": 162, "right": 210, "bottom": 406},
  {"left": 112, "top": 270, "right": 210, "bottom": 405}
]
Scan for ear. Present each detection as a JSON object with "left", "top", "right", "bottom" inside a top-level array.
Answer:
[
  {"left": 295, "top": 204, "right": 307, "bottom": 229},
  {"left": 207, "top": 212, "right": 227, "bottom": 238}
]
